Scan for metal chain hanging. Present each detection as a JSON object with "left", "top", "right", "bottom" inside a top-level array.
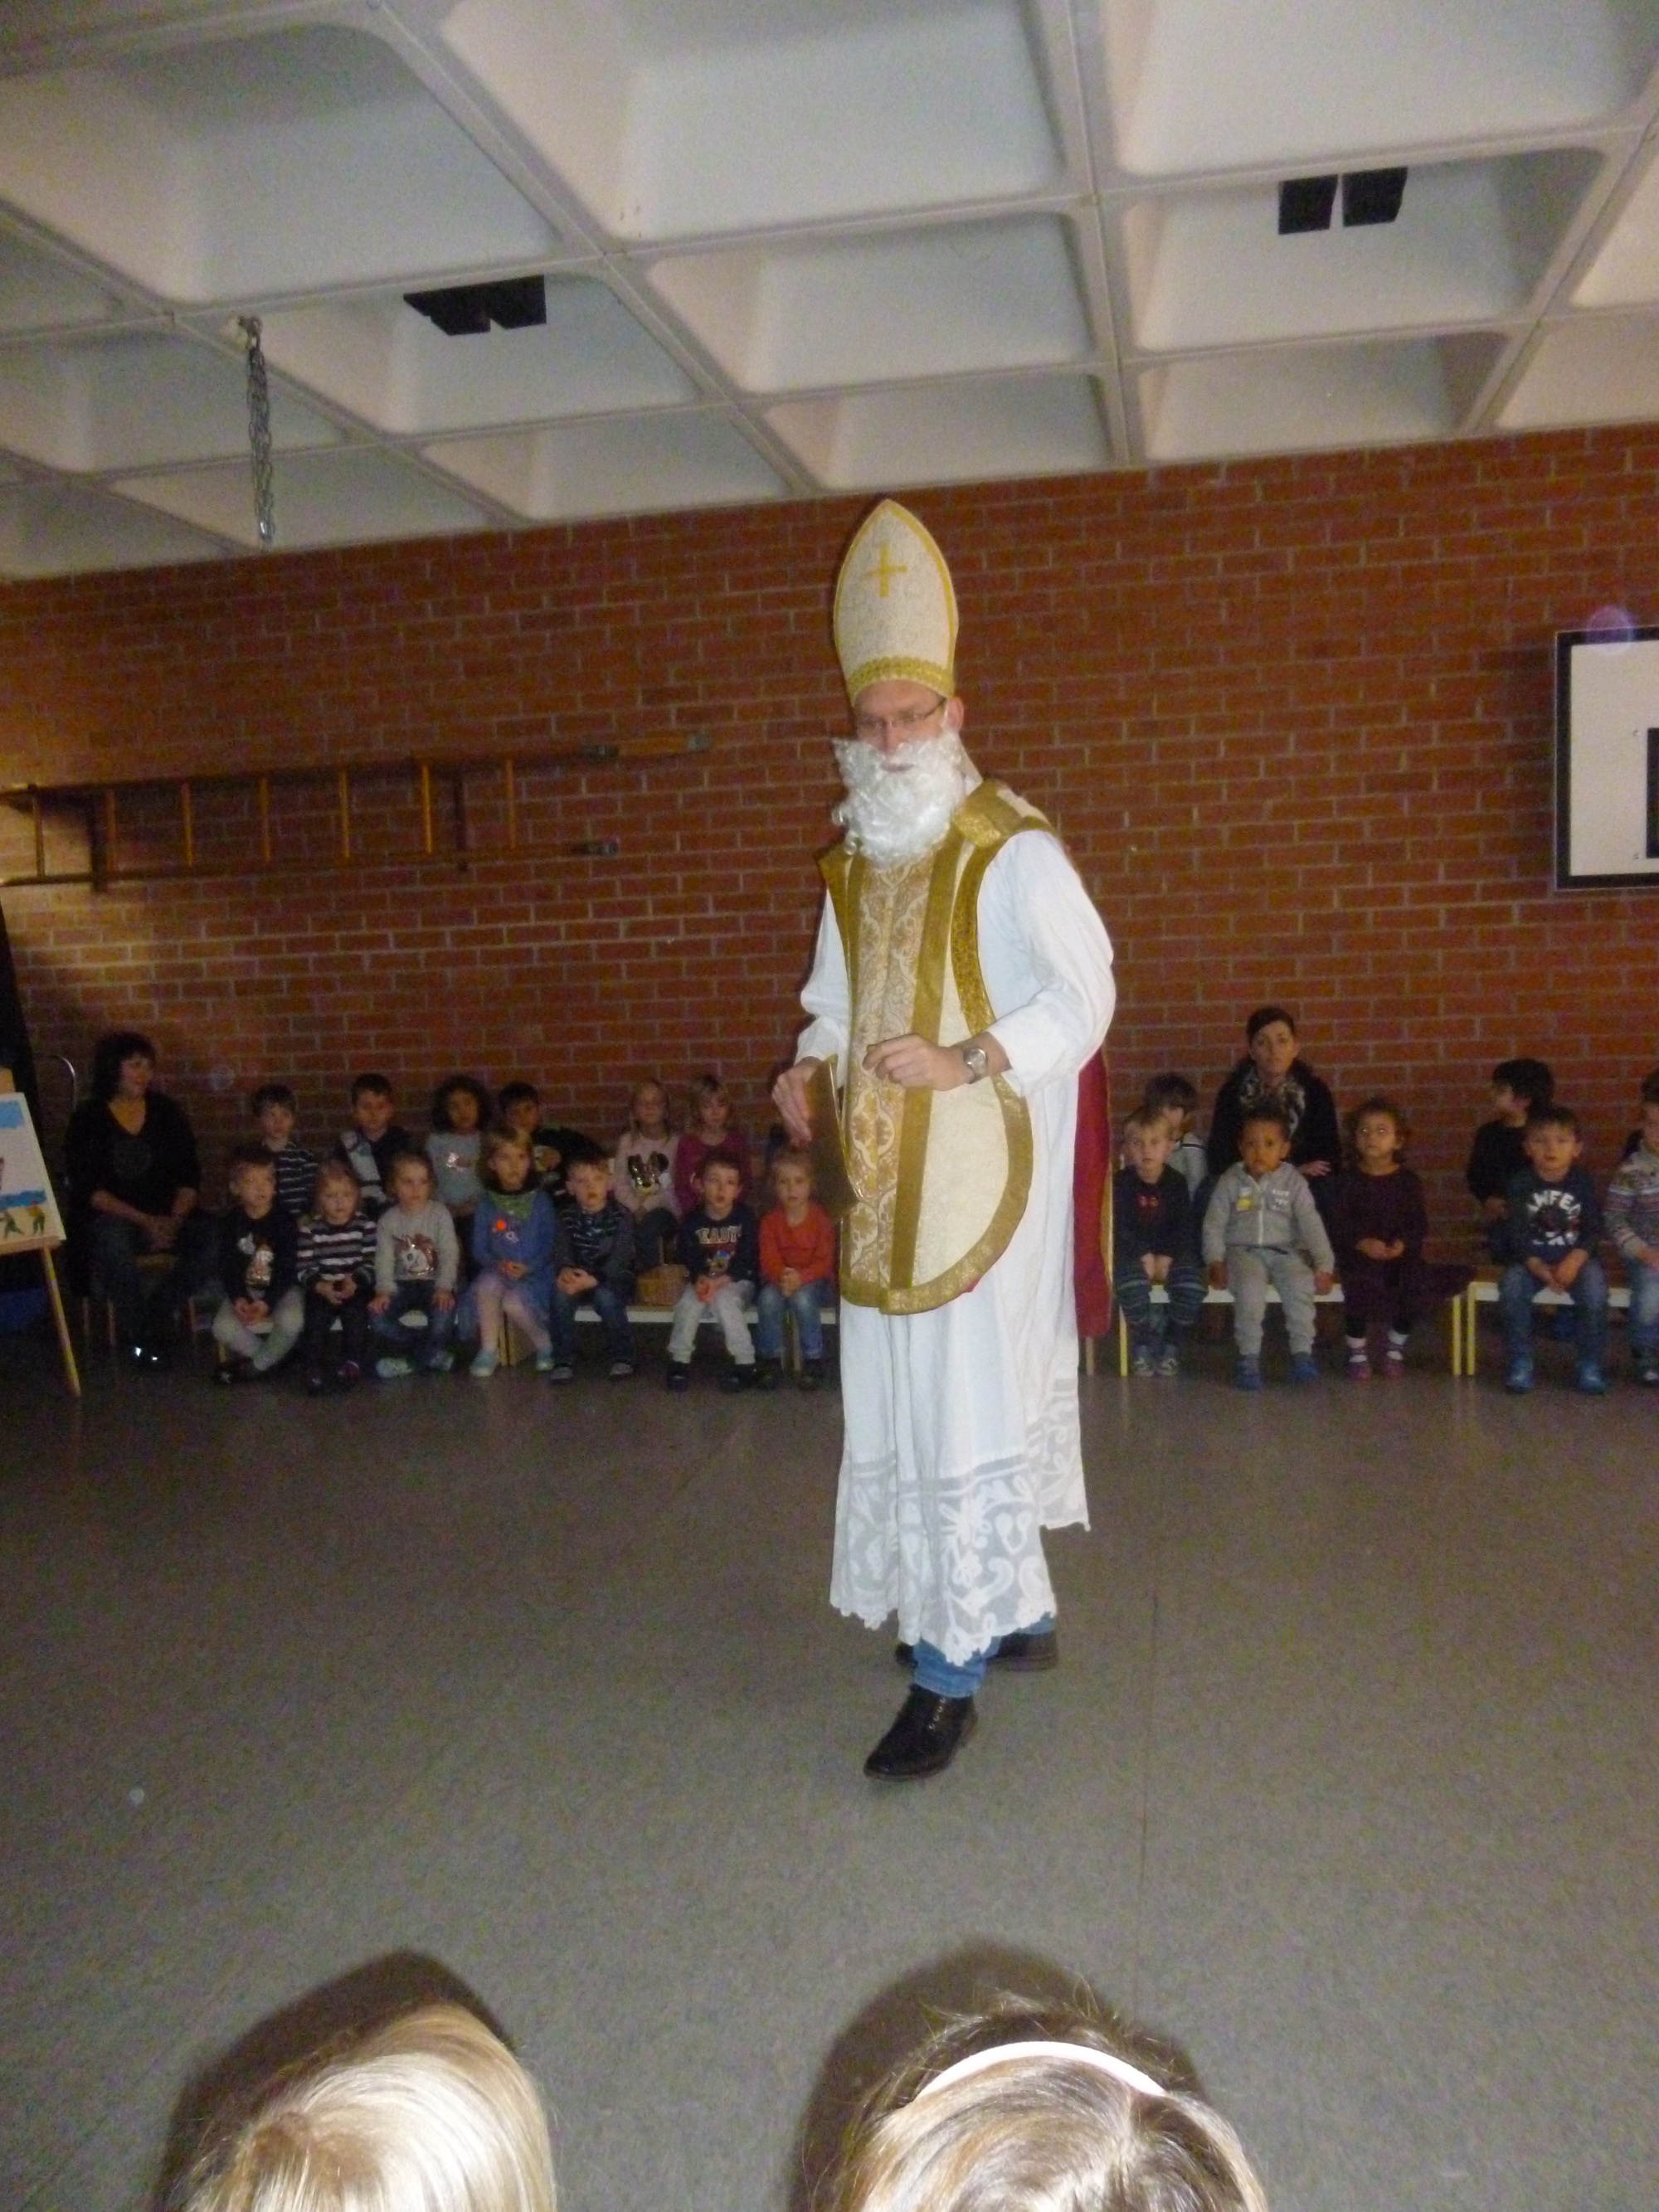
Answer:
[{"left": 237, "top": 316, "right": 275, "bottom": 548}]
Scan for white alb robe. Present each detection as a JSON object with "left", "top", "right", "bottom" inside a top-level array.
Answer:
[{"left": 796, "top": 828, "right": 1115, "bottom": 1662}]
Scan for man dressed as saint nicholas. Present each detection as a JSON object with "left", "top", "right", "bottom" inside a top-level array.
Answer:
[{"left": 772, "top": 499, "right": 1116, "bottom": 1780}]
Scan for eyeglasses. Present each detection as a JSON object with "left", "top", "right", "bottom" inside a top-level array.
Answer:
[{"left": 853, "top": 698, "right": 946, "bottom": 741}]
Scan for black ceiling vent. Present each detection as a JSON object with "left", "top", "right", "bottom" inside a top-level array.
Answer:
[
  {"left": 1342, "top": 167, "right": 1408, "bottom": 226},
  {"left": 404, "top": 275, "right": 547, "bottom": 336},
  {"left": 1277, "top": 176, "right": 1338, "bottom": 234}
]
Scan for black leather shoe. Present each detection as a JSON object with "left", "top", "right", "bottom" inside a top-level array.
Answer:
[
  {"left": 864, "top": 1688, "right": 976, "bottom": 1779},
  {"left": 893, "top": 1630, "right": 1058, "bottom": 1672}
]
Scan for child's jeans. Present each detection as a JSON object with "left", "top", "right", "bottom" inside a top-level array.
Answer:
[
  {"left": 1498, "top": 1260, "right": 1608, "bottom": 1365},
  {"left": 1112, "top": 1255, "right": 1206, "bottom": 1342},
  {"left": 668, "top": 1278, "right": 753, "bottom": 1364},
  {"left": 755, "top": 1277, "right": 833, "bottom": 1361},
  {"left": 372, "top": 1281, "right": 456, "bottom": 1368},
  {"left": 1226, "top": 1247, "right": 1316, "bottom": 1356},
  {"left": 301, "top": 1285, "right": 369, "bottom": 1372},
  {"left": 1626, "top": 1257, "right": 1659, "bottom": 1363},
  {"left": 474, "top": 1270, "right": 552, "bottom": 1355},
  {"left": 212, "top": 1288, "right": 304, "bottom": 1370},
  {"left": 551, "top": 1282, "right": 635, "bottom": 1365}
]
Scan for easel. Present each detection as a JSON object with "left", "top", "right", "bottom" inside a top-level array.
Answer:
[{"left": 0, "top": 1069, "right": 80, "bottom": 1397}]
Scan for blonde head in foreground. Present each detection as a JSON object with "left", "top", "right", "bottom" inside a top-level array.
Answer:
[
  {"left": 829, "top": 1996, "right": 1268, "bottom": 2212},
  {"left": 182, "top": 2003, "right": 556, "bottom": 2212}
]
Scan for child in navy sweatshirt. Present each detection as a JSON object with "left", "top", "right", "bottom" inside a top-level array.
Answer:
[{"left": 665, "top": 1152, "right": 758, "bottom": 1393}]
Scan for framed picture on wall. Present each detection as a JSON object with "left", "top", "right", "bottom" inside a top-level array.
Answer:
[{"left": 1555, "top": 625, "right": 1659, "bottom": 888}]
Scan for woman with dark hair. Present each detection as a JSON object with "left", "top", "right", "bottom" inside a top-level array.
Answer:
[
  {"left": 65, "top": 1031, "right": 214, "bottom": 1365},
  {"left": 1204, "top": 1005, "right": 1340, "bottom": 1195}
]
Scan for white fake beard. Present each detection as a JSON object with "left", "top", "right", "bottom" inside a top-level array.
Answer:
[{"left": 831, "top": 728, "right": 980, "bottom": 865}]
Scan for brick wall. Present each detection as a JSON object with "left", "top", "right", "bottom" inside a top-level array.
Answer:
[{"left": 2, "top": 425, "right": 1656, "bottom": 1249}]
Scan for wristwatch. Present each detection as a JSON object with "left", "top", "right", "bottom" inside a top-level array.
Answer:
[{"left": 961, "top": 1042, "right": 991, "bottom": 1084}]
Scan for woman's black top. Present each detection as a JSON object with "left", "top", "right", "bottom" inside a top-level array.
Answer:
[
  {"left": 1205, "top": 1057, "right": 1340, "bottom": 1179},
  {"left": 65, "top": 1091, "right": 202, "bottom": 1220}
]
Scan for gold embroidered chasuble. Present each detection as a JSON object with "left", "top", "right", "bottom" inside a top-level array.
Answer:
[{"left": 819, "top": 782, "right": 1049, "bottom": 1315}]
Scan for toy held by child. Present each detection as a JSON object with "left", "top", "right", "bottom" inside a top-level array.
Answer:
[
  {"left": 1329, "top": 1096, "right": 1428, "bottom": 1379},
  {"left": 666, "top": 1152, "right": 758, "bottom": 1392},
  {"left": 1113, "top": 1106, "right": 1205, "bottom": 1377},
  {"left": 250, "top": 1082, "right": 319, "bottom": 1219},
  {"left": 461, "top": 1125, "right": 557, "bottom": 1378},
  {"left": 550, "top": 1143, "right": 637, "bottom": 1381},
  {"left": 212, "top": 1144, "right": 304, "bottom": 1382},
  {"left": 1202, "top": 1105, "right": 1335, "bottom": 1389},
  {"left": 1496, "top": 1103, "right": 1608, "bottom": 1394},
  {"left": 177, "top": 2001, "right": 558, "bottom": 2212},
  {"left": 827, "top": 1991, "right": 1268, "bottom": 2212},
  {"left": 370, "top": 1150, "right": 460, "bottom": 1377},
  {"left": 612, "top": 1078, "right": 681, "bottom": 1270},
  {"left": 1605, "top": 1072, "right": 1659, "bottom": 1385},
  {"left": 334, "top": 1072, "right": 412, "bottom": 1218},
  {"left": 298, "top": 1157, "right": 377, "bottom": 1393},
  {"left": 755, "top": 1147, "right": 835, "bottom": 1391}
]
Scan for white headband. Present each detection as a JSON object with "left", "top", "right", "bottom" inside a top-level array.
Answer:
[{"left": 915, "top": 2040, "right": 1165, "bottom": 2104}]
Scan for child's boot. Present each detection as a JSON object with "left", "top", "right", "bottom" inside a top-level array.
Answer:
[
  {"left": 798, "top": 1357, "right": 825, "bottom": 1392},
  {"left": 1289, "top": 1351, "right": 1320, "bottom": 1383},
  {"left": 754, "top": 1356, "right": 784, "bottom": 1392}
]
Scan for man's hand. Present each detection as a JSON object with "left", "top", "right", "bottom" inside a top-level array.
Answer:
[
  {"left": 864, "top": 1033, "right": 1009, "bottom": 1090},
  {"left": 771, "top": 1059, "right": 820, "bottom": 1145}
]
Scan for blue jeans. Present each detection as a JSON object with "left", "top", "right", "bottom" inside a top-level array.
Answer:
[
  {"left": 371, "top": 1281, "right": 455, "bottom": 1368},
  {"left": 550, "top": 1282, "right": 635, "bottom": 1364},
  {"left": 912, "top": 1615, "right": 1056, "bottom": 1699},
  {"left": 1627, "top": 1258, "right": 1659, "bottom": 1361},
  {"left": 755, "top": 1278, "right": 832, "bottom": 1361},
  {"left": 1498, "top": 1259, "right": 1607, "bottom": 1366}
]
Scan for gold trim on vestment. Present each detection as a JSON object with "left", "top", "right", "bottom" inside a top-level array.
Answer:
[{"left": 820, "top": 782, "right": 1053, "bottom": 1315}]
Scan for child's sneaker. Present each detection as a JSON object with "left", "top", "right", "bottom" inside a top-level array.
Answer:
[
  {"left": 338, "top": 1360, "right": 361, "bottom": 1390},
  {"left": 533, "top": 1348, "right": 558, "bottom": 1375},
  {"left": 665, "top": 1360, "right": 691, "bottom": 1393},
  {"left": 1289, "top": 1353, "right": 1320, "bottom": 1384},
  {"left": 1381, "top": 1345, "right": 1406, "bottom": 1380},
  {"left": 1130, "top": 1340, "right": 1155, "bottom": 1378},
  {"left": 798, "top": 1358, "right": 825, "bottom": 1392},
  {"left": 1504, "top": 1354, "right": 1534, "bottom": 1394},
  {"left": 424, "top": 1348, "right": 455, "bottom": 1375},
  {"left": 375, "top": 1355, "right": 414, "bottom": 1380},
  {"left": 754, "top": 1357, "right": 784, "bottom": 1393},
  {"left": 305, "top": 1369, "right": 328, "bottom": 1397},
  {"left": 1154, "top": 1342, "right": 1180, "bottom": 1378},
  {"left": 719, "top": 1362, "right": 754, "bottom": 1393},
  {"left": 547, "top": 1363, "right": 576, "bottom": 1385},
  {"left": 607, "top": 1359, "right": 635, "bottom": 1380},
  {"left": 1637, "top": 1358, "right": 1659, "bottom": 1387},
  {"left": 1345, "top": 1346, "right": 1371, "bottom": 1380},
  {"left": 1575, "top": 1362, "right": 1609, "bottom": 1396},
  {"left": 1233, "top": 1354, "right": 1263, "bottom": 1391},
  {"left": 469, "top": 1348, "right": 500, "bottom": 1378}
]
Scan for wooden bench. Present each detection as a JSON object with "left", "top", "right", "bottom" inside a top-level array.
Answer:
[
  {"left": 502, "top": 1299, "right": 838, "bottom": 1372},
  {"left": 1455, "top": 1271, "right": 1632, "bottom": 1378},
  {"left": 1104, "top": 1281, "right": 1466, "bottom": 1377}
]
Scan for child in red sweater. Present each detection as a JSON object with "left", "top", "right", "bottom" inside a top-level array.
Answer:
[{"left": 755, "top": 1148, "right": 836, "bottom": 1391}]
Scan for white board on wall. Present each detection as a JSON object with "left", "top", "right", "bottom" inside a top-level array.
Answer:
[{"left": 1555, "top": 626, "right": 1659, "bottom": 887}]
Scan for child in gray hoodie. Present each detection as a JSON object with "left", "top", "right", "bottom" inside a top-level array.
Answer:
[{"left": 1203, "top": 1104, "right": 1335, "bottom": 1390}]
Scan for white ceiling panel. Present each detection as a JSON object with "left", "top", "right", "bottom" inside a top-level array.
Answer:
[
  {"left": 1101, "top": 0, "right": 1659, "bottom": 177},
  {"left": 115, "top": 447, "right": 491, "bottom": 550},
  {"left": 0, "top": 480, "right": 225, "bottom": 576},
  {"left": 0, "top": 0, "right": 1652, "bottom": 572},
  {"left": 1120, "top": 151, "right": 1601, "bottom": 352},
  {"left": 1500, "top": 314, "right": 1659, "bottom": 428},
  {"left": 0, "top": 25, "right": 564, "bottom": 304},
  {"left": 768, "top": 374, "right": 1112, "bottom": 489},
  {"left": 647, "top": 217, "right": 1092, "bottom": 394},
  {"left": 440, "top": 0, "right": 1066, "bottom": 241},
  {"left": 256, "top": 280, "right": 695, "bottom": 437},
  {"left": 0, "top": 331, "right": 342, "bottom": 473},
  {"left": 422, "top": 412, "right": 786, "bottom": 519}
]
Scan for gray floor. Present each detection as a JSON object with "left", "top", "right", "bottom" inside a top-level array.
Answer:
[{"left": 2, "top": 1322, "right": 1655, "bottom": 2212}]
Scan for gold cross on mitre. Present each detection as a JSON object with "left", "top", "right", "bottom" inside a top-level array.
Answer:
[{"left": 863, "top": 540, "right": 907, "bottom": 598}]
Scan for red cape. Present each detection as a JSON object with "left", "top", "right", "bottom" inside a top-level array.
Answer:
[{"left": 1073, "top": 1049, "right": 1113, "bottom": 1339}]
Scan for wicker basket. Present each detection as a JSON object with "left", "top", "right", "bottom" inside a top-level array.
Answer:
[{"left": 634, "top": 1262, "right": 688, "bottom": 1309}]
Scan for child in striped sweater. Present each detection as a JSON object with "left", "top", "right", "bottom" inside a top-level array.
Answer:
[{"left": 297, "top": 1158, "right": 377, "bottom": 1393}]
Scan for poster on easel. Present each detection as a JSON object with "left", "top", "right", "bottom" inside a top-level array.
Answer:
[{"left": 0, "top": 1082, "right": 79, "bottom": 1394}]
